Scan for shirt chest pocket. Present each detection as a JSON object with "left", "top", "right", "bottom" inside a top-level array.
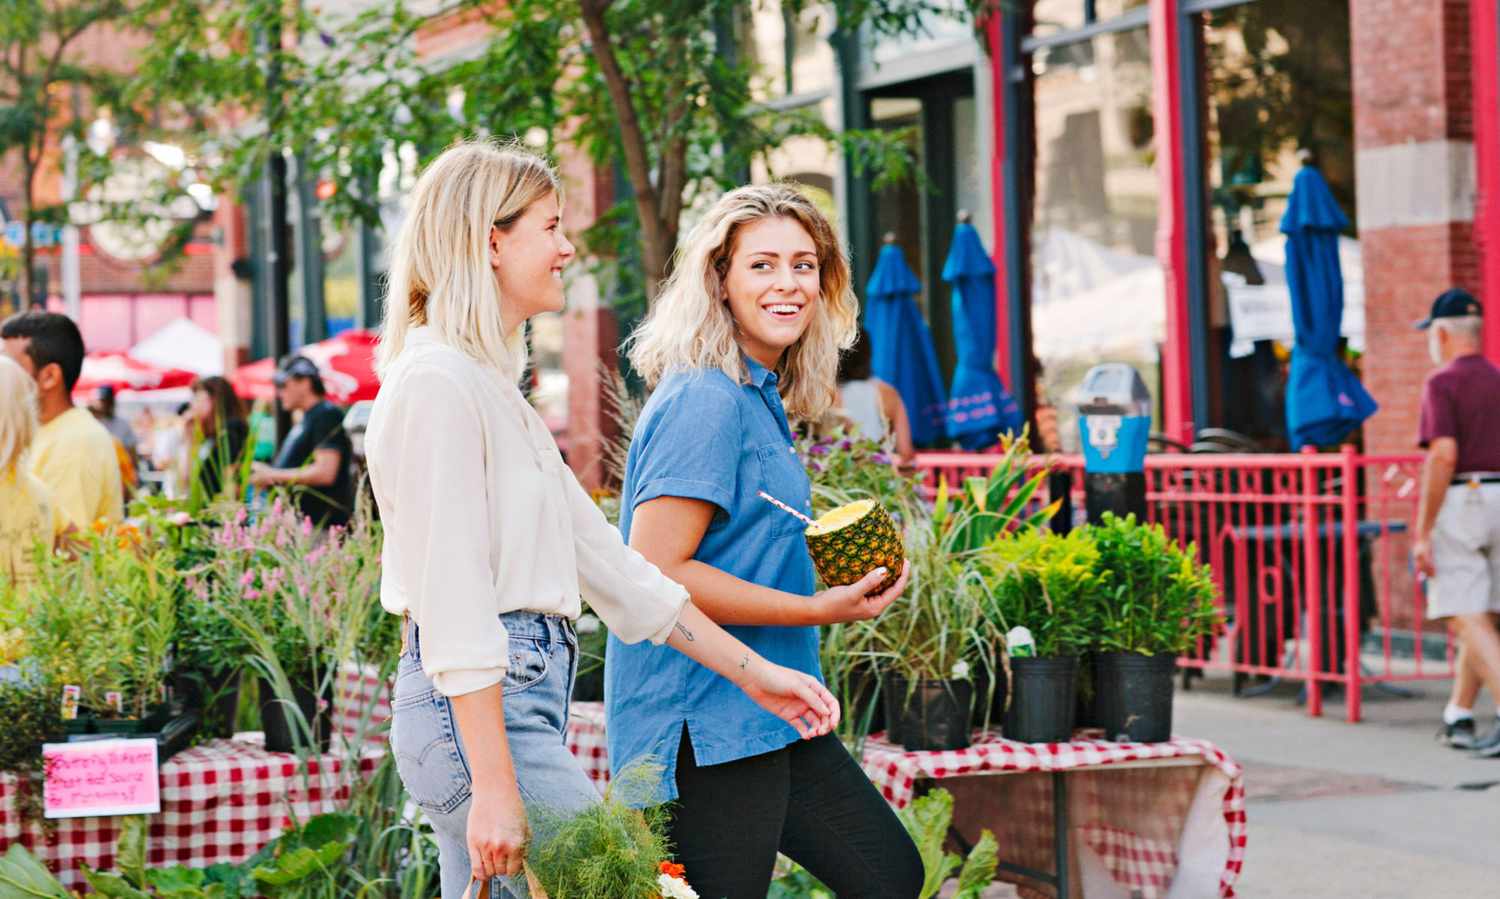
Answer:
[{"left": 755, "top": 443, "right": 812, "bottom": 539}]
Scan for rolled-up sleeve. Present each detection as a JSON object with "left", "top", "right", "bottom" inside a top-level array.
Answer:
[
  {"left": 629, "top": 378, "right": 742, "bottom": 520},
  {"left": 381, "top": 369, "right": 508, "bottom": 696},
  {"left": 565, "top": 473, "right": 689, "bottom": 644}
]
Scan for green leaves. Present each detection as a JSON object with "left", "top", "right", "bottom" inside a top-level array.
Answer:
[
  {"left": 954, "top": 829, "right": 999, "bottom": 899},
  {"left": 899, "top": 788, "right": 961, "bottom": 898},
  {"left": 0, "top": 843, "right": 76, "bottom": 898},
  {"left": 982, "top": 529, "right": 1104, "bottom": 659},
  {"left": 1087, "top": 513, "right": 1221, "bottom": 656},
  {"left": 895, "top": 788, "right": 1000, "bottom": 899}
]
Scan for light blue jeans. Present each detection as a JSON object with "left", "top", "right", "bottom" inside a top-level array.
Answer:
[{"left": 391, "top": 611, "right": 600, "bottom": 899}]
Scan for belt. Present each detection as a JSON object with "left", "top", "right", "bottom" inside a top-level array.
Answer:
[
  {"left": 400, "top": 611, "right": 413, "bottom": 655},
  {"left": 1452, "top": 474, "right": 1500, "bottom": 486}
]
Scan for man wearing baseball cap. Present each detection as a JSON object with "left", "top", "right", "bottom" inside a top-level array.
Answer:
[
  {"left": 249, "top": 354, "right": 354, "bottom": 528},
  {"left": 1413, "top": 289, "right": 1500, "bottom": 756}
]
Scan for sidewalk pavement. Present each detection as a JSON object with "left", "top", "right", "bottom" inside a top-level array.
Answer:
[{"left": 1175, "top": 671, "right": 1499, "bottom": 897}]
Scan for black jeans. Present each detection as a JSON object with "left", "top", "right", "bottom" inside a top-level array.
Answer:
[{"left": 667, "top": 729, "right": 924, "bottom": 899}]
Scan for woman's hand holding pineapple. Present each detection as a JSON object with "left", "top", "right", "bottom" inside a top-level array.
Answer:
[{"left": 810, "top": 561, "right": 911, "bottom": 623}]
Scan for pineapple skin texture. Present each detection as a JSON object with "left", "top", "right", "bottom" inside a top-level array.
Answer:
[{"left": 805, "top": 503, "right": 903, "bottom": 593}]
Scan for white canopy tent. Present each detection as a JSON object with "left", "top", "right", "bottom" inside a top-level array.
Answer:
[{"left": 128, "top": 317, "right": 224, "bottom": 376}]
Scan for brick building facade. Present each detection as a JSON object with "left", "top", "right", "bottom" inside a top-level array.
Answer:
[{"left": 1353, "top": 0, "right": 1489, "bottom": 454}]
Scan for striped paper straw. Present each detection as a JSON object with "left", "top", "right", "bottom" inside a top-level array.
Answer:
[{"left": 757, "top": 490, "right": 816, "bottom": 527}]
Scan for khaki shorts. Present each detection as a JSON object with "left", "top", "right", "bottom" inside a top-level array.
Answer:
[{"left": 1428, "top": 481, "right": 1500, "bottom": 619}]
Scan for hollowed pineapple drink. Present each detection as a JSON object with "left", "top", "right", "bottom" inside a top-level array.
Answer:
[{"left": 805, "top": 500, "right": 904, "bottom": 594}]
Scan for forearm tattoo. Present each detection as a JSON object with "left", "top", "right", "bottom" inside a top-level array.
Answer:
[
  {"left": 676, "top": 622, "right": 695, "bottom": 642},
  {"left": 739, "top": 652, "right": 750, "bottom": 672}
]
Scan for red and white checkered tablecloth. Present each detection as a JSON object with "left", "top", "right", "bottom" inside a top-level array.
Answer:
[
  {"left": 862, "top": 730, "right": 1246, "bottom": 898},
  {"left": 566, "top": 701, "right": 611, "bottom": 789},
  {"left": 0, "top": 738, "right": 383, "bottom": 889}
]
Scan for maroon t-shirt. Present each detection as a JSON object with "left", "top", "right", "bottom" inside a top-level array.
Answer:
[{"left": 1419, "top": 353, "right": 1500, "bottom": 473}]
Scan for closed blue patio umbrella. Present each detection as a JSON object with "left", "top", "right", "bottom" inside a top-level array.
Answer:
[
  {"left": 1282, "top": 165, "right": 1377, "bottom": 448},
  {"left": 864, "top": 239, "right": 948, "bottom": 446},
  {"left": 943, "top": 217, "right": 1023, "bottom": 450}
]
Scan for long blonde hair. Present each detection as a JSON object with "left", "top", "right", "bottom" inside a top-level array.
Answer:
[
  {"left": 377, "top": 139, "right": 561, "bottom": 381},
  {"left": 627, "top": 184, "right": 858, "bottom": 421},
  {"left": 0, "top": 355, "right": 38, "bottom": 473}
]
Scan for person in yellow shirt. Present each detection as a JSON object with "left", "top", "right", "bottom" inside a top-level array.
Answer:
[
  {"left": 0, "top": 355, "right": 55, "bottom": 585},
  {"left": 1, "top": 311, "right": 123, "bottom": 530}
]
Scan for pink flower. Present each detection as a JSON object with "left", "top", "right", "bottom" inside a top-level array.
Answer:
[{"left": 239, "top": 571, "right": 255, "bottom": 588}]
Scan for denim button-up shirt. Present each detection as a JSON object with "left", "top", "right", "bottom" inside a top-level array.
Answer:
[{"left": 605, "top": 356, "right": 819, "bottom": 803}]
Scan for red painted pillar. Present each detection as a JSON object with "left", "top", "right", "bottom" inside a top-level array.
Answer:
[
  {"left": 1149, "top": 0, "right": 1195, "bottom": 444},
  {"left": 1472, "top": 0, "right": 1500, "bottom": 361},
  {"left": 986, "top": 9, "right": 1013, "bottom": 393}
]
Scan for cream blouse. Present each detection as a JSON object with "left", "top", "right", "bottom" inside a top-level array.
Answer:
[{"left": 365, "top": 327, "right": 688, "bottom": 696}]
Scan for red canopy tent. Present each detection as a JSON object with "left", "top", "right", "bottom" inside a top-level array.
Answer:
[
  {"left": 232, "top": 329, "right": 381, "bottom": 404},
  {"left": 72, "top": 352, "right": 196, "bottom": 399}
]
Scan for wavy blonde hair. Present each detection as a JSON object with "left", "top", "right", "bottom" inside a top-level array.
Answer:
[
  {"left": 627, "top": 184, "right": 858, "bottom": 421},
  {"left": 0, "top": 355, "right": 38, "bottom": 473},
  {"left": 377, "top": 139, "right": 561, "bottom": 381}
]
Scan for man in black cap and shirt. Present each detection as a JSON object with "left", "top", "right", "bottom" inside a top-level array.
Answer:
[
  {"left": 250, "top": 355, "right": 354, "bottom": 528},
  {"left": 1412, "top": 289, "right": 1500, "bottom": 755}
]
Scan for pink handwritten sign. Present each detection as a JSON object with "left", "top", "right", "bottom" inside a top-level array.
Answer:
[{"left": 43, "top": 739, "right": 161, "bottom": 819}]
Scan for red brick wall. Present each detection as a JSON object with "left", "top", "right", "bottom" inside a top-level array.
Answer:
[
  {"left": 1351, "top": 0, "right": 1479, "bottom": 455},
  {"left": 1360, "top": 223, "right": 1477, "bottom": 454}
]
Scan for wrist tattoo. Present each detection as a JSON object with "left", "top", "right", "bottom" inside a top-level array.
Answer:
[
  {"left": 676, "top": 622, "right": 695, "bottom": 642},
  {"left": 739, "top": 652, "right": 750, "bottom": 672}
]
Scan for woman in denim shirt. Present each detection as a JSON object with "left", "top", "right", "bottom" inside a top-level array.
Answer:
[
  {"left": 367, "top": 143, "right": 840, "bottom": 899},
  {"left": 609, "top": 185, "right": 923, "bottom": 899}
]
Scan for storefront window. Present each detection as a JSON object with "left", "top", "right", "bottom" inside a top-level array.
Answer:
[
  {"left": 1028, "top": 25, "right": 1159, "bottom": 451},
  {"left": 1203, "top": 1, "right": 1355, "bottom": 445},
  {"left": 1030, "top": 0, "right": 1148, "bottom": 41}
]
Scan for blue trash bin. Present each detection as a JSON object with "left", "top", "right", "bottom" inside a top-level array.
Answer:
[{"left": 1077, "top": 363, "right": 1151, "bottom": 524}]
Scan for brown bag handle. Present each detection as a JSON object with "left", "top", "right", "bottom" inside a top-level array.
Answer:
[{"left": 461, "top": 867, "right": 548, "bottom": 899}]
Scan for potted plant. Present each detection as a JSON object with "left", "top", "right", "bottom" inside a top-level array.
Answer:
[
  {"left": 848, "top": 516, "right": 1001, "bottom": 752},
  {"left": 20, "top": 521, "right": 183, "bottom": 735},
  {"left": 1087, "top": 513, "right": 1221, "bottom": 743},
  {"left": 196, "top": 497, "right": 386, "bottom": 753},
  {"left": 982, "top": 529, "right": 1103, "bottom": 743}
]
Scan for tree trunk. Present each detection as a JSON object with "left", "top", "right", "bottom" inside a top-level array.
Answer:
[
  {"left": 20, "top": 158, "right": 35, "bottom": 309},
  {"left": 578, "top": 0, "right": 673, "bottom": 302}
]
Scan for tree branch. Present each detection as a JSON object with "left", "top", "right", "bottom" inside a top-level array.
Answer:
[{"left": 578, "top": 0, "right": 670, "bottom": 294}]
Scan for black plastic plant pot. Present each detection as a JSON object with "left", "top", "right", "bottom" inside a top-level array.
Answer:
[
  {"left": 1095, "top": 651, "right": 1176, "bottom": 743},
  {"left": 884, "top": 676, "right": 974, "bottom": 752},
  {"left": 1075, "top": 653, "right": 1100, "bottom": 729},
  {"left": 92, "top": 705, "right": 174, "bottom": 735},
  {"left": 1003, "top": 656, "right": 1079, "bottom": 743},
  {"left": 260, "top": 679, "right": 331, "bottom": 754}
]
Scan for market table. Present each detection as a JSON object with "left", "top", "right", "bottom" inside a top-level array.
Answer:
[
  {"left": 562, "top": 704, "right": 1246, "bottom": 899},
  {"left": 862, "top": 731, "right": 1246, "bottom": 899},
  {"left": 0, "top": 737, "right": 383, "bottom": 889}
]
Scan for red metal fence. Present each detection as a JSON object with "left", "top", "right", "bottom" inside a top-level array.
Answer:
[{"left": 914, "top": 447, "right": 1455, "bottom": 722}]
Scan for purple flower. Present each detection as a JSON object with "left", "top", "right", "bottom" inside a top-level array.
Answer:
[
  {"left": 872, "top": 453, "right": 892, "bottom": 465},
  {"left": 809, "top": 443, "right": 831, "bottom": 457}
]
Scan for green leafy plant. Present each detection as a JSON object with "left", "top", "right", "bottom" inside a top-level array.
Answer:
[
  {"left": 981, "top": 529, "right": 1105, "bottom": 659},
  {"left": 898, "top": 788, "right": 999, "bottom": 899},
  {"left": 855, "top": 525, "right": 995, "bottom": 685},
  {"left": 525, "top": 764, "right": 674, "bottom": 899},
  {"left": 1087, "top": 513, "right": 1222, "bottom": 656},
  {"left": 190, "top": 495, "right": 388, "bottom": 754},
  {"left": 932, "top": 433, "right": 1058, "bottom": 555},
  {"left": 20, "top": 520, "right": 179, "bottom": 719}
]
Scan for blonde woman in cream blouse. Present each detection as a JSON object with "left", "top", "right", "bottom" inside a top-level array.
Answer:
[{"left": 364, "top": 140, "right": 838, "bottom": 899}]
